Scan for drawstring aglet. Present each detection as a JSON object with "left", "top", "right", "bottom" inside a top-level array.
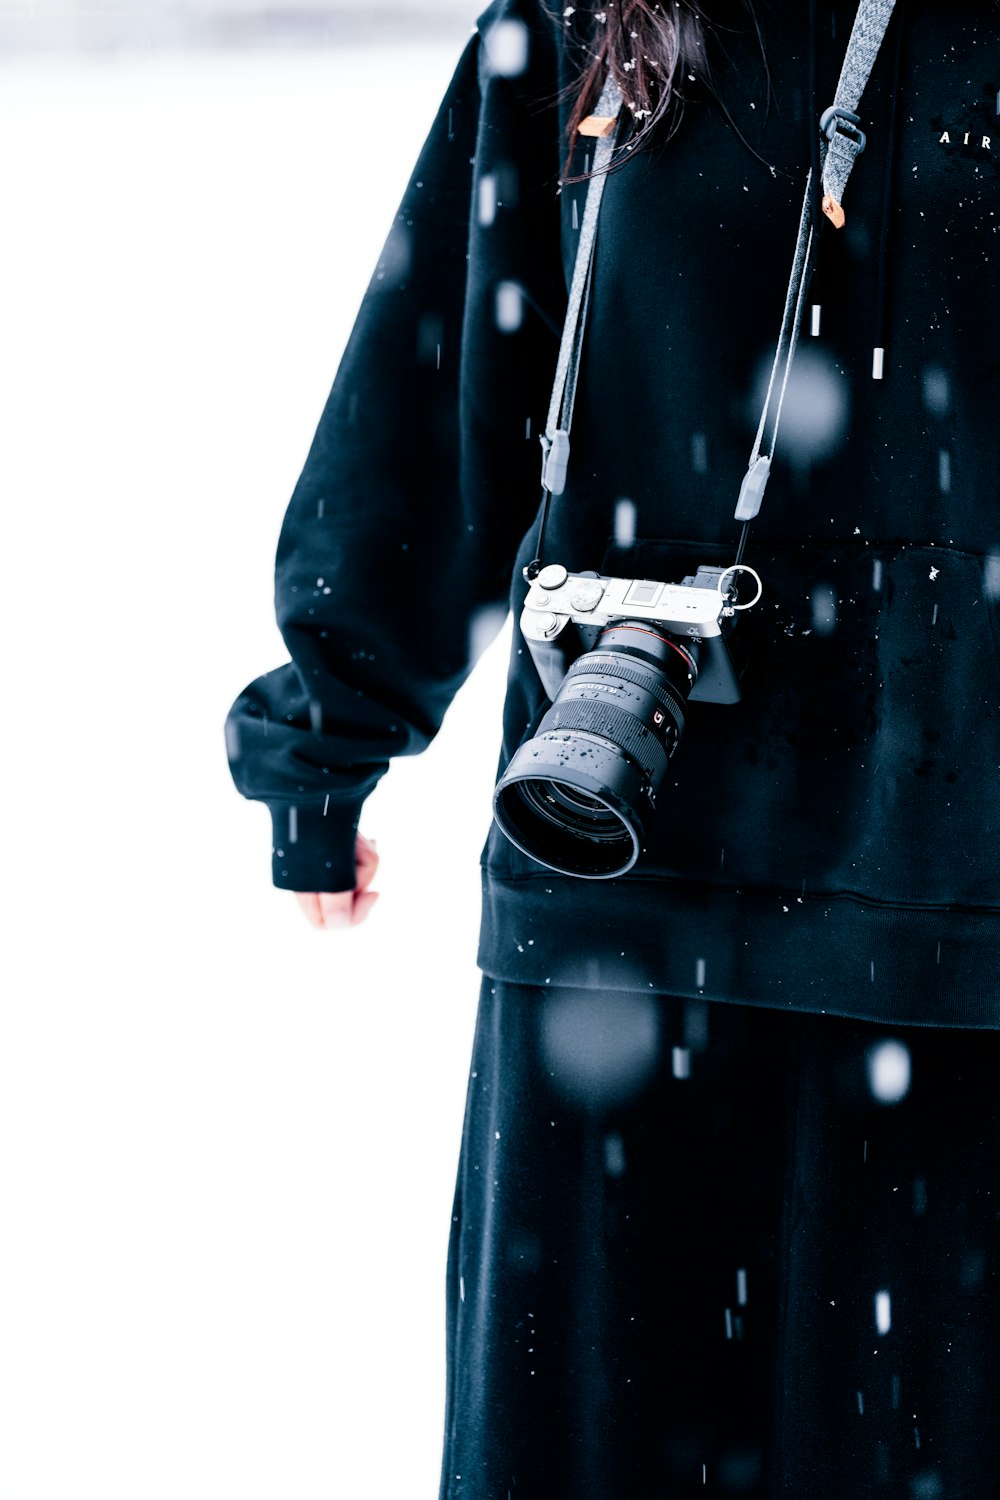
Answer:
[
  {"left": 577, "top": 116, "right": 617, "bottom": 137},
  {"left": 821, "top": 193, "right": 845, "bottom": 229}
]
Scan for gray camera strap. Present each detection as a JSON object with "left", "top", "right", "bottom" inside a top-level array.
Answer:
[
  {"left": 531, "top": 0, "right": 897, "bottom": 576},
  {"left": 539, "top": 68, "right": 625, "bottom": 501}
]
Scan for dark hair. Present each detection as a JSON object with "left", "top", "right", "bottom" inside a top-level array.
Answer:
[{"left": 553, "top": 1, "right": 762, "bottom": 182}]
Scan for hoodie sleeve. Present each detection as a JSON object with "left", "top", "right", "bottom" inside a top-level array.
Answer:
[{"left": 223, "top": 1, "right": 566, "bottom": 892}]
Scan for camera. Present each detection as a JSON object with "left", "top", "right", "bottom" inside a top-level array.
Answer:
[{"left": 492, "top": 559, "right": 761, "bottom": 879}]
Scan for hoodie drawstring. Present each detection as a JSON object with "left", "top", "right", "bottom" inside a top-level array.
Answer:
[
  {"left": 808, "top": 0, "right": 825, "bottom": 336},
  {"left": 872, "top": 2, "right": 906, "bottom": 378},
  {"left": 809, "top": 0, "right": 906, "bottom": 379}
]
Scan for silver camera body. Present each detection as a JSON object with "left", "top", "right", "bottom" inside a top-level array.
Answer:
[{"left": 520, "top": 561, "right": 745, "bottom": 705}]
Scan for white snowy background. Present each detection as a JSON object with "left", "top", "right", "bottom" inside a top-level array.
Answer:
[{"left": 1, "top": 15, "right": 508, "bottom": 1498}]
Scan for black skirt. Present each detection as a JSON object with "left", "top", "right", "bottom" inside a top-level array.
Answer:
[{"left": 438, "top": 975, "right": 1000, "bottom": 1500}]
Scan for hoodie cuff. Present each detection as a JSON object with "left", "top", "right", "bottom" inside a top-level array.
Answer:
[{"left": 268, "top": 798, "right": 367, "bottom": 893}]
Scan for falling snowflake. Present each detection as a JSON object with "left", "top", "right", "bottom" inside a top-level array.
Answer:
[
  {"left": 875, "top": 1289, "right": 892, "bottom": 1335},
  {"left": 867, "top": 1039, "right": 912, "bottom": 1104},
  {"left": 613, "top": 497, "right": 637, "bottom": 546},
  {"left": 494, "top": 280, "right": 524, "bottom": 333},
  {"left": 482, "top": 17, "right": 529, "bottom": 78}
]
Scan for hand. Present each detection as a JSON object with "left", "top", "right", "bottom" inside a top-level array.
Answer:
[{"left": 293, "top": 833, "right": 380, "bottom": 929}]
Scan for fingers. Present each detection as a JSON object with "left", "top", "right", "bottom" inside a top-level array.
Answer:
[
  {"left": 293, "top": 888, "right": 379, "bottom": 929},
  {"left": 291, "top": 832, "right": 381, "bottom": 930},
  {"left": 317, "top": 887, "right": 380, "bottom": 928},
  {"left": 316, "top": 890, "right": 357, "bottom": 929},
  {"left": 293, "top": 891, "right": 326, "bottom": 927},
  {"left": 355, "top": 833, "right": 379, "bottom": 892},
  {"left": 351, "top": 888, "right": 380, "bottom": 924}
]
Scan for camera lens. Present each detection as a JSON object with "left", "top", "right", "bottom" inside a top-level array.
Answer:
[{"left": 493, "top": 623, "right": 698, "bottom": 878}]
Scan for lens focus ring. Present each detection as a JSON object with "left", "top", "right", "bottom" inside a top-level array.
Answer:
[
  {"left": 563, "top": 654, "right": 688, "bottom": 738},
  {"left": 540, "top": 699, "right": 674, "bottom": 784}
]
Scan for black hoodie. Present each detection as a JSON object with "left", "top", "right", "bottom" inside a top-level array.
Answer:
[{"left": 224, "top": 0, "right": 1000, "bottom": 1026}]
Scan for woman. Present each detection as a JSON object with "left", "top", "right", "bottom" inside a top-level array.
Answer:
[{"left": 225, "top": 1, "right": 1000, "bottom": 1493}]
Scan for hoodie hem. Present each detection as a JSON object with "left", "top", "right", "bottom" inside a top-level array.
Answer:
[{"left": 476, "top": 871, "right": 1000, "bottom": 1029}]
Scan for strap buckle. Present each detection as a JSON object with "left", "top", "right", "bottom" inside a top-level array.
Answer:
[
  {"left": 538, "top": 431, "right": 550, "bottom": 484},
  {"left": 818, "top": 105, "right": 866, "bottom": 154},
  {"left": 539, "top": 429, "right": 570, "bottom": 496}
]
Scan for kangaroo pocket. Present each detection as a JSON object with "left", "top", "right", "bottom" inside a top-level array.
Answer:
[{"left": 485, "top": 536, "right": 1000, "bottom": 909}]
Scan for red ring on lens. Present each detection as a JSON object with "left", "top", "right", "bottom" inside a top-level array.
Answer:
[{"left": 597, "top": 624, "right": 697, "bottom": 674}]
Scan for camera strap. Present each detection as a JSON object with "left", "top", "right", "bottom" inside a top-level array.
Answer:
[
  {"left": 530, "top": 0, "right": 897, "bottom": 578},
  {"left": 538, "top": 68, "right": 626, "bottom": 505}
]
